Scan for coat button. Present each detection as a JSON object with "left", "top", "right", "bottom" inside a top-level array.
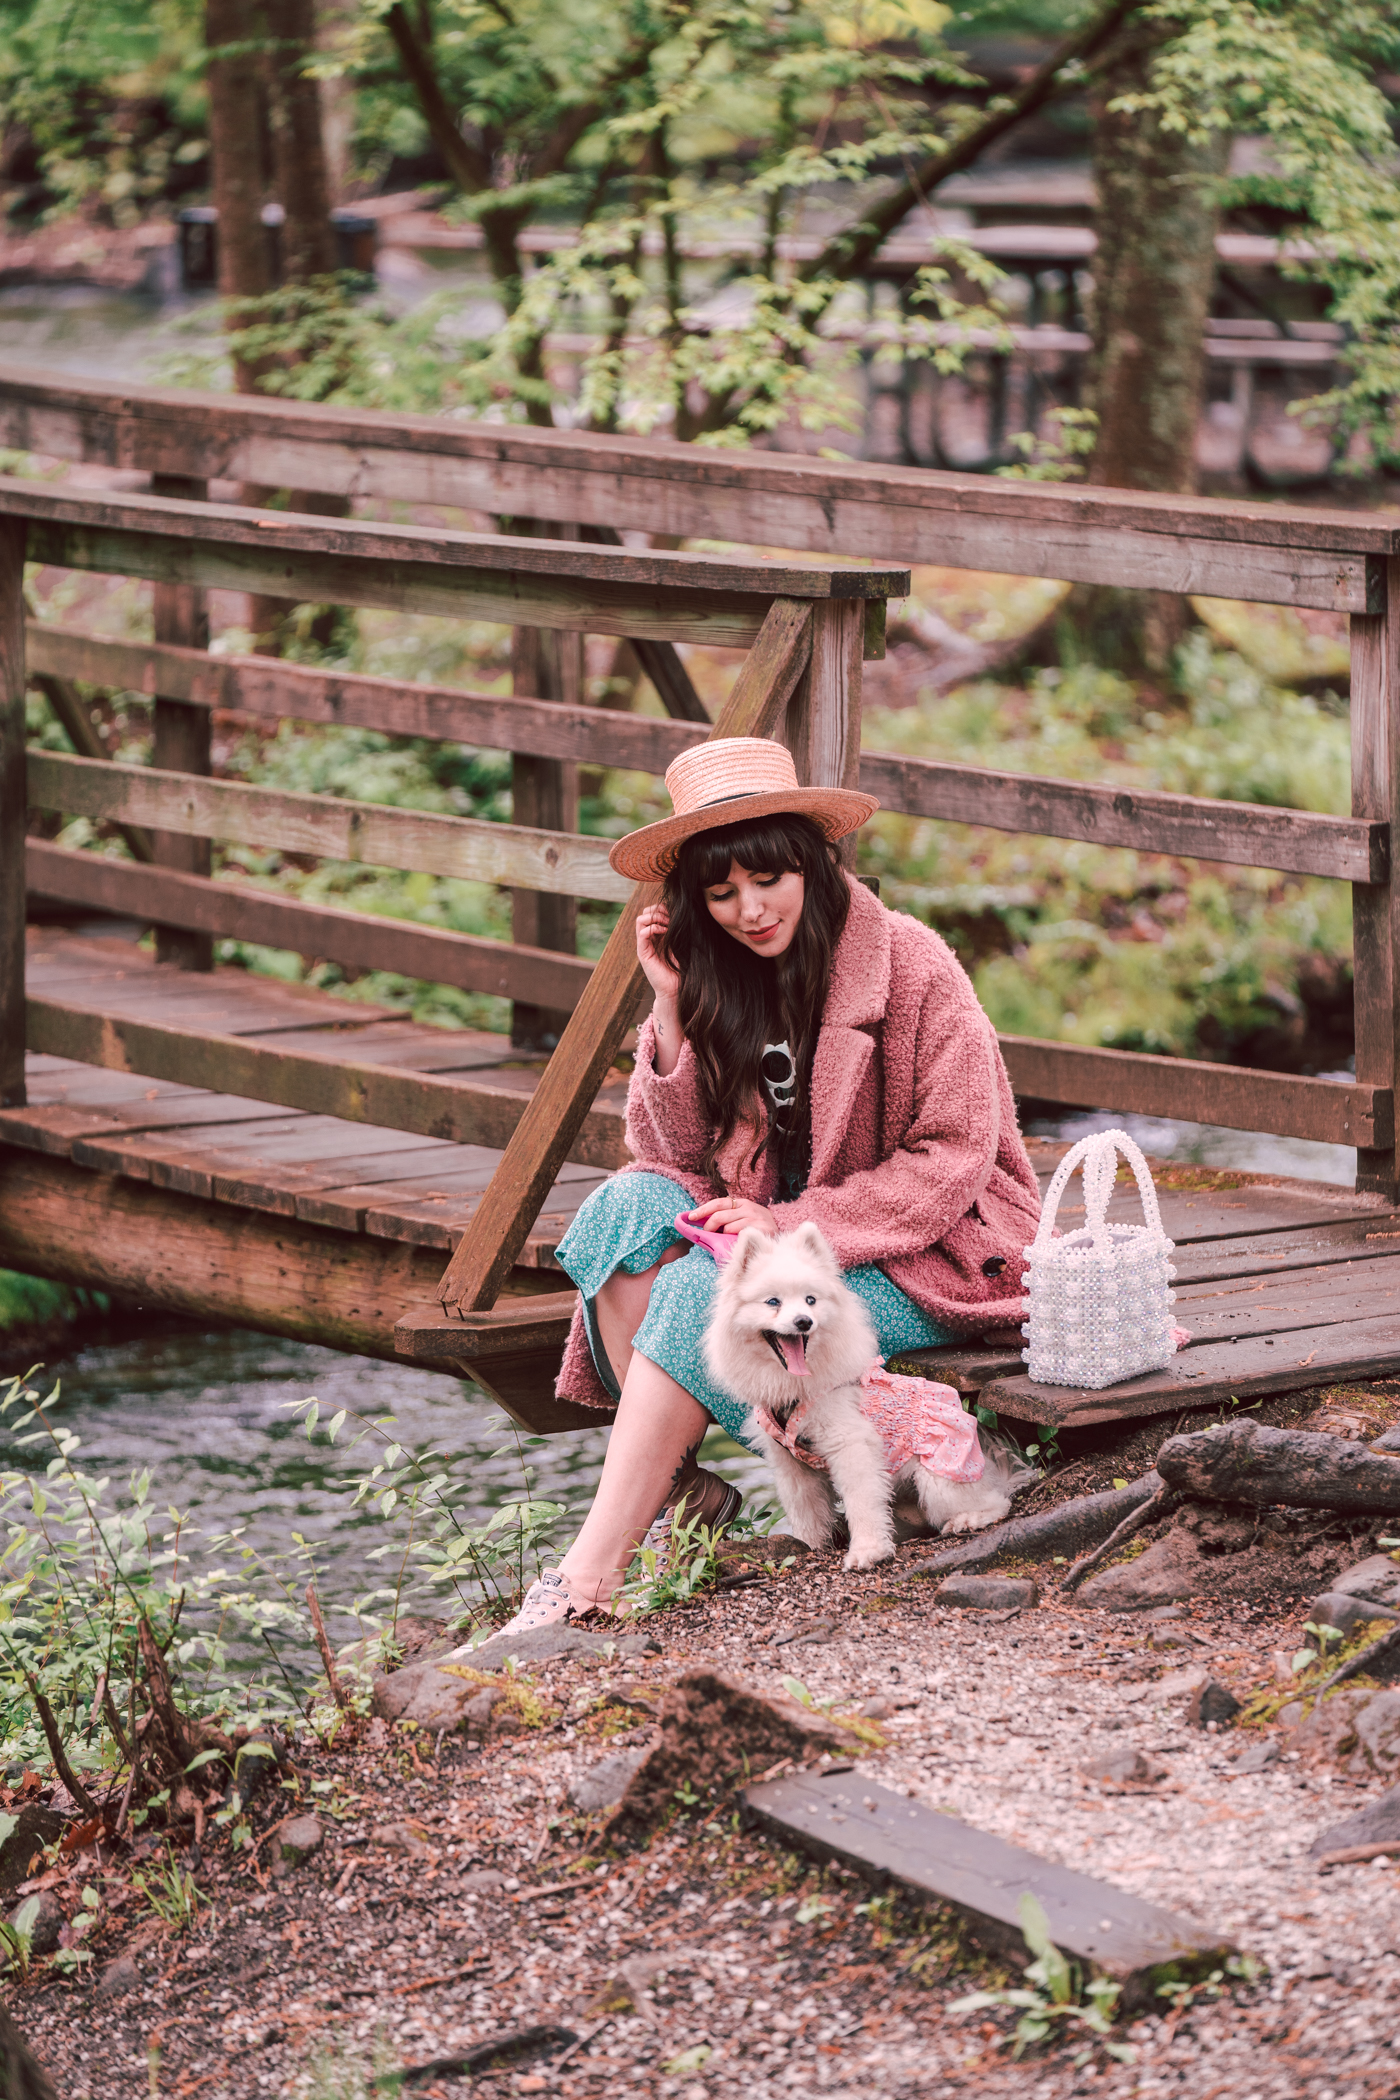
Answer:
[{"left": 981, "top": 1255, "right": 1007, "bottom": 1278}]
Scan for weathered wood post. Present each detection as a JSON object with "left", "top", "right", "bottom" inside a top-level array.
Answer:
[
  {"left": 783, "top": 597, "right": 866, "bottom": 832},
  {"left": 1352, "top": 555, "right": 1400, "bottom": 1201},
  {"left": 509, "top": 617, "right": 582, "bottom": 1050},
  {"left": 0, "top": 514, "right": 26, "bottom": 1107},
  {"left": 150, "top": 473, "right": 212, "bottom": 970}
]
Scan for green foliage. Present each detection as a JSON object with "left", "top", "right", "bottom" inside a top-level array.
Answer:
[
  {"left": 285, "top": 1394, "right": 570, "bottom": 1638},
  {"left": 1126, "top": 2, "right": 1400, "bottom": 468},
  {"left": 0, "top": 1370, "right": 307, "bottom": 1782},
  {"left": 948, "top": 1892, "right": 1134, "bottom": 2064},
  {"left": 0, "top": 0, "right": 207, "bottom": 223},
  {"left": 131, "top": 1847, "right": 204, "bottom": 1930},
  {"left": 861, "top": 640, "right": 1354, "bottom": 1066}
]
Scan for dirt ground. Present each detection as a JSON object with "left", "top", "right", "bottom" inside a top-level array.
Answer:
[{"left": 13, "top": 1380, "right": 1400, "bottom": 2100}]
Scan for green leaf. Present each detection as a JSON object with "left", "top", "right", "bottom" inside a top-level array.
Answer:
[
  {"left": 183, "top": 1748, "right": 226, "bottom": 1774},
  {"left": 326, "top": 1410, "right": 347, "bottom": 1444}
]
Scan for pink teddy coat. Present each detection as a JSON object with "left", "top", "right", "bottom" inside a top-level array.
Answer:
[{"left": 555, "top": 872, "right": 1042, "bottom": 1410}]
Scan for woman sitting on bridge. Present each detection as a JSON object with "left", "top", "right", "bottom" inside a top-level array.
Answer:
[{"left": 493, "top": 737, "right": 1040, "bottom": 1633}]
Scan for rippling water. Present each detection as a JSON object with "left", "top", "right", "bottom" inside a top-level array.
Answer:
[{"left": 4, "top": 1325, "right": 765, "bottom": 1647}]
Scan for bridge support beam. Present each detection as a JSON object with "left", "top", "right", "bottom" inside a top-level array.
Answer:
[{"left": 0, "top": 1148, "right": 604, "bottom": 1435}]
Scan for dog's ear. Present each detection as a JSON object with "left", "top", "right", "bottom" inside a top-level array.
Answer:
[
  {"left": 790, "top": 1220, "right": 837, "bottom": 1272},
  {"left": 728, "top": 1226, "right": 769, "bottom": 1278}
]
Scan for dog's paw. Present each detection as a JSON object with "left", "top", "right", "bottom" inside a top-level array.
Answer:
[
  {"left": 939, "top": 1504, "right": 1009, "bottom": 1537},
  {"left": 842, "top": 1538, "right": 896, "bottom": 1571}
]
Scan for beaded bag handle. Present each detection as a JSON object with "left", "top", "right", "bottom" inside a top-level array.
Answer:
[{"left": 1030, "top": 1127, "right": 1166, "bottom": 1254}]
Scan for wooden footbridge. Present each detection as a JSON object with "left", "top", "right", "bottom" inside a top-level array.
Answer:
[{"left": 2, "top": 365, "right": 1400, "bottom": 1436}]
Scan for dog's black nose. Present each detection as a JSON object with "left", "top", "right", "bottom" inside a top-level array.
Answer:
[{"left": 794, "top": 1315, "right": 813, "bottom": 1333}]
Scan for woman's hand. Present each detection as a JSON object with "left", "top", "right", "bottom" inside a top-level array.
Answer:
[
  {"left": 636, "top": 904, "right": 680, "bottom": 1004},
  {"left": 689, "top": 1195, "right": 779, "bottom": 1238}
]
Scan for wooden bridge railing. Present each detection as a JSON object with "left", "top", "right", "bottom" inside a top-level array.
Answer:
[
  {"left": 2, "top": 366, "right": 1399, "bottom": 1210},
  {"left": 0, "top": 477, "right": 897, "bottom": 1178}
]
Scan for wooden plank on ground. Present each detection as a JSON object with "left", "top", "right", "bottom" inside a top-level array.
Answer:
[
  {"left": 742, "top": 1771, "right": 1232, "bottom": 2001},
  {"left": 3, "top": 365, "right": 1394, "bottom": 608},
  {"left": 422, "top": 594, "right": 817, "bottom": 1324},
  {"left": 26, "top": 845, "right": 603, "bottom": 1014},
  {"left": 981, "top": 1312, "right": 1400, "bottom": 1427},
  {"left": 858, "top": 751, "right": 1387, "bottom": 883},
  {"left": 1002, "top": 1035, "right": 1390, "bottom": 1149},
  {"left": 27, "top": 752, "right": 632, "bottom": 903},
  {"left": 25, "top": 997, "right": 631, "bottom": 1169}
]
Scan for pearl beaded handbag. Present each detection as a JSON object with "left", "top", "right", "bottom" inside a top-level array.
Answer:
[{"left": 1021, "top": 1128, "right": 1177, "bottom": 1389}]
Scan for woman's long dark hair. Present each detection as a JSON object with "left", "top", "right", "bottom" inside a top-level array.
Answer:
[{"left": 661, "top": 811, "right": 850, "bottom": 1184}]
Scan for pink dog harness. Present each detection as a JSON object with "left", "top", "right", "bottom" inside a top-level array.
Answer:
[{"left": 751, "top": 1362, "right": 985, "bottom": 1483}]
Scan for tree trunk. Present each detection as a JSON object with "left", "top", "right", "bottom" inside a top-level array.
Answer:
[
  {"left": 1156, "top": 1419, "right": 1400, "bottom": 1515},
  {"left": 205, "top": 0, "right": 272, "bottom": 376},
  {"left": 268, "top": 0, "right": 336, "bottom": 281},
  {"left": 1066, "top": 35, "right": 1229, "bottom": 676}
]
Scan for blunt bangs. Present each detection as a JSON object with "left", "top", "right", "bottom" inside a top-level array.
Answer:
[{"left": 672, "top": 812, "right": 824, "bottom": 894}]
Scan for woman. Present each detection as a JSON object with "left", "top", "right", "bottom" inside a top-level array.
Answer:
[{"left": 497, "top": 737, "right": 1041, "bottom": 1633}]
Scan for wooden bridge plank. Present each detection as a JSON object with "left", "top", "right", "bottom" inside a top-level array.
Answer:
[
  {"left": 860, "top": 752, "right": 1386, "bottom": 883},
  {"left": 1093, "top": 1183, "right": 1384, "bottom": 1244},
  {"left": 427, "top": 594, "right": 817, "bottom": 1322},
  {"left": 3, "top": 365, "right": 1394, "bottom": 608},
  {"left": 0, "top": 1145, "right": 563, "bottom": 1372},
  {"left": 1169, "top": 1214, "right": 1400, "bottom": 1283},
  {"left": 28, "top": 627, "right": 1381, "bottom": 884},
  {"left": 26, "top": 846, "right": 602, "bottom": 1016},
  {"left": 28, "top": 752, "right": 632, "bottom": 903},
  {"left": 3, "top": 477, "right": 906, "bottom": 600},
  {"left": 28, "top": 625, "right": 704, "bottom": 774},
  {"left": 1002, "top": 1036, "right": 1390, "bottom": 1149},
  {"left": 26, "top": 996, "right": 631, "bottom": 1169},
  {"left": 982, "top": 1310, "right": 1400, "bottom": 1427},
  {"left": 0, "top": 514, "right": 24, "bottom": 1107}
]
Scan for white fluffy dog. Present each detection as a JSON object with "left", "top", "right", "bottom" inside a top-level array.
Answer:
[{"left": 704, "top": 1222, "right": 1029, "bottom": 1570}]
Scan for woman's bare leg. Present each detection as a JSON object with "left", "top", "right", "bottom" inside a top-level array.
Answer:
[
  {"left": 557, "top": 1350, "right": 709, "bottom": 1607},
  {"left": 593, "top": 1247, "right": 685, "bottom": 1391}
]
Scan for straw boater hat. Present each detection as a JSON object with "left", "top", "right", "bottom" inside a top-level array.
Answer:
[{"left": 608, "top": 737, "right": 879, "bottom": 883}]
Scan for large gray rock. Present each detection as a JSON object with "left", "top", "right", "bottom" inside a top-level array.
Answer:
[
  {"left": 374, "top": 1622, "right": 660, "bottom": 1729},
  {"left": 1306, "top": 1591, "right": 1400, "bottom": 1645},
  {"left": 1332, "top": 1553, "right": 1400, "bottom": 1608},
  {"left": 0, "top": 1806, "right": 64, "bottom": 1894},
  {"left": 568, "top": 1747, "right": 652, "bottom": 1813},
  {"left": 277, "top": 1814, "right": 323, "bottom": 1867},
  {"left": 7, "top": 1889, "right": 62, "bottom": 1959},
  {"left": 466, "top": 1624, "right": 660, "bottom": 1672},
  {"left": 1309, "top": 1783, "right": 1400, "bottom": 1857},
  {"left": 1187, "top": 1679, "right": 1242, "bottom": 1730},
  {"left": 935, "top": 1574, "right": 1039, "bottom": 1611},
  {"left": 1078, "top": 1508, "right": 1264, "bottom": 1610},
  {"left": 96, "top": 1952, "right": 141, "bottom": 2000}
]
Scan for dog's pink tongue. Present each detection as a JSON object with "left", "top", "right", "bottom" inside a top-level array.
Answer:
[{"left": 779, "top": 1334, "right": 809, "bottom": 1377}]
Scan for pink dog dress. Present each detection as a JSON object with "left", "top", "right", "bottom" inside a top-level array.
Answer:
[{"left": 750, "top": 1362, "right": 985, "bottom": 1482}]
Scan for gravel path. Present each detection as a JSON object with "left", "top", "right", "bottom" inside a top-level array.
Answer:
[{"left": 16, "top": 1524, "right": 1400, "bottom": 2100}]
